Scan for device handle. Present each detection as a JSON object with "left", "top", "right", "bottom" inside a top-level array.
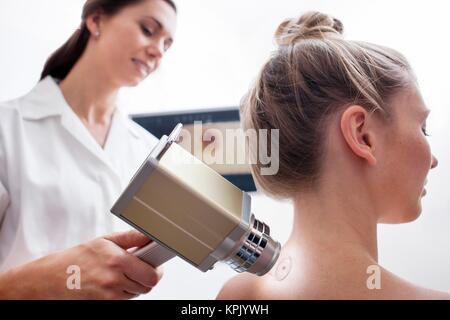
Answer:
[{"left": 132, "top": 242, "right": 177, "bottom": 267}]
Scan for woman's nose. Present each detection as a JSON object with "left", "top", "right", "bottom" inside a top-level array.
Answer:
[
  {"left": 431, "top": 154, "right": 438, "bottom": 169},
  {"left": 146, "top": 39, "right": 164, "bottom": 60}
]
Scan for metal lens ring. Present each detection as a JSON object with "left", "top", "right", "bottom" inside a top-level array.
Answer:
[{"left": 226, "top": 217, "right": 271, "bottom": 273}]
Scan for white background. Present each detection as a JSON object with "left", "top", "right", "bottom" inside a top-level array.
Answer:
[{"left": 1, "top": 0, "right": 450, "bottom": 299}]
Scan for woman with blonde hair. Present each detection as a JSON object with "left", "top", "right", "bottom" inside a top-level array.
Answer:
[{"left": 218, "top": 11, "right": 449, "bottom": 299}]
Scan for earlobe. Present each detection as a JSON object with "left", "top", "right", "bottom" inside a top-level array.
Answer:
[
  {"left": 85, "top": 12, "right": 102, "bottom": 38},
  {"left": 340, "top": 106, "right": 377, "bottom": 166}
]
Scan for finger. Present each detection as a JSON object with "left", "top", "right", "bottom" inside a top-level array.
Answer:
[
  {"left": 122, "top": 254, "right": 161, "bottom": 288},
  {"left": 112, "top": 291, "right": 140, "bottom": 300},
  {"left": 104, "top": 230, "right": 151, "bottom": 250},
  {"left": 155, "top": 266, "right": 164, "bottom": 283},
  {"left": 122, "top": 274, "right": 153, "bottom": 295},
  {"left": 124, "top": 292, "right": 140, "bottom": 300}
]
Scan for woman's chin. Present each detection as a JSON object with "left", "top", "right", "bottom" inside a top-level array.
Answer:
[
  {"left": 379, "top": 206, "right": 422, "bottom": 224},
  {"left": 118, "top": 71, "right": 147, "bottom": 87},
  {"left": 122, "top": 77, "right": 143, "bottom": 88}
]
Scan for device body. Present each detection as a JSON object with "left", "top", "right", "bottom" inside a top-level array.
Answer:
[{"left": 111, "top": 124, "right": 280, "bottom": 275}]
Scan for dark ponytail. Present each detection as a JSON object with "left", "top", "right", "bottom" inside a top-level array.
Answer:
[
  {"left": 40, "top": 26, "right": 90, "bottom": 81},
  {"left": 40, "top": 0, "right": 177, "bottom": 81}
]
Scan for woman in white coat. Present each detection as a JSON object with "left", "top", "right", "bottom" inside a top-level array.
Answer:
[{"left": 0, "top": 0, "right": 177, "bottom": 299}]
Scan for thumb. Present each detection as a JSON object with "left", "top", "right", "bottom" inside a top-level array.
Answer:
[{"left": 104, "top": 230, "right": 151, "bottom": 249}]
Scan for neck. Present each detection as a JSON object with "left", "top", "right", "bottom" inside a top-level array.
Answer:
[
  {"left": 59, "top": 47, "right": 118, "bottom": 124},
  {"left": 289, "top": 176, "right": 379, "bottom": 263}
]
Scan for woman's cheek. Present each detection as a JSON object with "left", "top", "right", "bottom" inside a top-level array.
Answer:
[{"left": 412, "top": 135, "right": 432, "bottom": 189}]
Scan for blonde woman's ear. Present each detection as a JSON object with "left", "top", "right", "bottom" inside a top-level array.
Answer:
[{"left": 340, "top": 105, "right": 377, "bottom": 166}]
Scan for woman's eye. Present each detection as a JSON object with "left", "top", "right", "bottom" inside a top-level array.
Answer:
[
  {"left": 164, "top": 41, "right": 172, "bottom": 52},
  {"left": 422, "top": 127, "right": 430, "bottom": 137},
  {"left": 141, "top": 25, "right": 154, "bottom": 37}
]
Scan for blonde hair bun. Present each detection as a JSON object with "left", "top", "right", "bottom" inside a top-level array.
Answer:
[{"left": 275, "top": 11, "right": 344, "bottom": 46}]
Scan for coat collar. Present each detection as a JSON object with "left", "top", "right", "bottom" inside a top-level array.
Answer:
[
  {"left": 18, "top": 76, "right": 146, "bottom": 178},
  {"left": 19, "top": 76, "right": 66, "bottom": 120},
  {"left": 19, "top": 76, "right": 141, "bottom": 139}
]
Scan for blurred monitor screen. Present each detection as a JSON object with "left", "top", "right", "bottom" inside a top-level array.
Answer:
[{"left": 132, "top": 107, "right": 257, "bottom": 192}]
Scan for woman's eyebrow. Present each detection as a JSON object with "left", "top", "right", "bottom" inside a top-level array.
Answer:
[
  {"left": 142, "top": 16, "right": 163, "bottom": 30},
  {"left": 142, "top": 16, "right": 173, "bottom": 41}
]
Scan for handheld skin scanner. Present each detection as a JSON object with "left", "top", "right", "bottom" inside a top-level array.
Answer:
[{"left": 111, "top": 124, "right": 281, "bottom": 276}]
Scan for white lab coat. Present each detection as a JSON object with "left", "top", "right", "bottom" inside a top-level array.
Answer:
[{"left": 0, "top": 76, "right": 158, "bottom": 271}]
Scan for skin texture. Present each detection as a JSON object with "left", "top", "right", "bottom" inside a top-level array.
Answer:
[
  {"left": 217, "top": 83, "right": 449, "bottom": 300},
  {"left": 0, "top": 230, "right": 162, "bottom": 299},
  {"left": 59, "top": 0, "right": 177, "bottom": 147}
]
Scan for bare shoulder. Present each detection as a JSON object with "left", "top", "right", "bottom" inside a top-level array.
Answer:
[
  {"left": 216, "top": 256, "right": 450, "bottom": 300},
  {"left": 379, "top": 268, "right": 450, "bottom": 300},
  {"left": 216, "top": 273, "right": 263, "bottom": 300}
]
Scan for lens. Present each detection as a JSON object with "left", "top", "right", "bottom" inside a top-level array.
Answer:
[{"left": 225, "top": 215, "right": 281, "bottom": 276}]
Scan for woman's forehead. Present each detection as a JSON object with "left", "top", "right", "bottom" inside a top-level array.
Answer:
[{"left": 123, "top": 0, "right": 177, "bottom": 35}]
